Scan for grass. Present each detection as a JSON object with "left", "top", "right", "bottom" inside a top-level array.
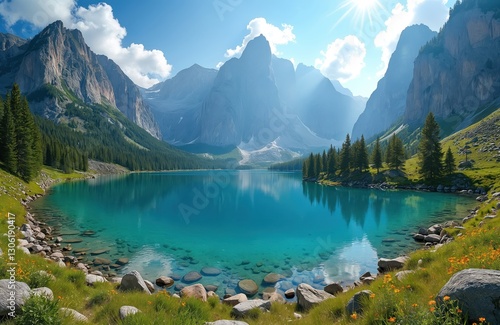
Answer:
[{"left": 0, "top": 109, "right": 499, "bottom": 324}]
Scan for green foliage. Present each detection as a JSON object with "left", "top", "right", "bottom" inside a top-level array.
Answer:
[
  {"left": 444, "top": 147, "right": 456, "bottom": 175},
  {"left": 27, "top": 272, "right": 52, "bottom": 289},
  {"left": 87, "top": 290, "right": 111, "bottom": 308},
  {"left": 339, "top": 134, "right": 351, "bottom": 174},
  {"left": 16, "top": 295, "right": 61, "bottom": 325},
  {"left": 0, "top": 84, "right": 43, "bottom": 181},
  {"left": 352, "top": 135, "right": 369, "bottom": 171},
  {"left": 268, "top": 157, "right": 304, "bottom": 171},
  {"left": 418, "top": 112, "right": 444, "bottom": 181},
  {"left": 386, "top": 133, "right": 406, "bottom": 170},
  {"left": 372, "top": 137, "right": 383, "bottom": 173}
]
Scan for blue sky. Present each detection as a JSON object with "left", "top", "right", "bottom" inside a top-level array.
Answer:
[{"left": 0, "top": 0, "right": 453, "bottom": 97}]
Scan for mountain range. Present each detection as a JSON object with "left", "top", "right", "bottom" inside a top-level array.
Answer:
[
  {"left": 146, "top": 35, "right": 365, "bottom": 164},
  {"left": 0, "top": 0, "right": 499, "bottom": 168}
]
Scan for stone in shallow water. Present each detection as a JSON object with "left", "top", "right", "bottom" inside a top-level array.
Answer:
[
  {"left": 204, "top": 284, "right": 218, "bottom": 292},
  {"left": 116, "top": 258, "right": 129, "bottom": 265},
  {"left": 201, "top": 267, "right": 222, "bottom": 276},
  {"left": 64, "top": 238, "right": 83, "bottom": 244},
  {"left": 238, "top": 279, "right": 258, "bottom": 296},
  {"left": 90, "top": 249, "right": 110, "bottom": 256},
  {"left": 263, "top": 273, "right": 283, "bottom": 285},
  {"left": 182, "top": 271, "right": 202, "bottom": 283}
]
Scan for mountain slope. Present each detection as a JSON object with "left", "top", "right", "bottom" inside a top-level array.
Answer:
[
  {"left": 403, "top": 0, "right": 500, "bottom": 135},
  {"left": 352, "top": 24, "right": 436, "bottom": 140},
  {"left": 144, "top": 64, "right": 217, "bottom": 144},
  {"left": 0, "top": 20, "right": 161, "bottom": 139}
]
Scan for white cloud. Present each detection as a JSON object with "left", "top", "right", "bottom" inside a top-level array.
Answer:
[
  {"left": 315, "top": 35, "right": 366, "bottom": 83},
  {"left": 225, "top": 17, "right": 295, "bottom": 58},
  {"left": 0, "top": 0, "right": 171, "bottom": 88},
  {"left": 374, "top": 0, "right": 449, "bottom": 76}
]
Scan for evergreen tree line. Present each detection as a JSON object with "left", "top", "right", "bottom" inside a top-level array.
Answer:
[
  {"left": 0, "top": 84, "right": 43, "bottom": 182},
  {"left": 302, "top": 112, "right": 456, "bottom": 182}
]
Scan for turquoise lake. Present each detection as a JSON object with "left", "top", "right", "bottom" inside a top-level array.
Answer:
[{"left": 31, "top": 170, "right": 476, "bottom": 296}]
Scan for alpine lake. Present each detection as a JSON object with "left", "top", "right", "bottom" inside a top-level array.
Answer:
[{"left": 31, "top": 170, "right": 477, "bottom": 297}]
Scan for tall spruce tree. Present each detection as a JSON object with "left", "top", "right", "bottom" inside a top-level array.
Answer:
[
  {"left": 0, "top": 94, "right": 17, "bottom": 173},
  {"left": 372, "top": 137, "right": 383, "bottom": 173},
  {"left": 339, "top": 134, "right": 351, "bottom": 174},
  {"left": 314, "top": 153, "right": 321, "bottom": 178},
  {"left": 386, "top": 134, "right": 405, "bottom": 170},
  {"left": 306, "top": 153, "right": 315, "bottom": 178},
  {"left": 352, "top": 135, "right": 369, "bottom": 171},
  {"left": 444, "top": 147, "right": 456, "bottom": 175},
  {"left": 327, "top": 145, "right": 337, "bottom": 176},
  {"left": 418, "top": 112, "right": 443, "bottom": 181}
]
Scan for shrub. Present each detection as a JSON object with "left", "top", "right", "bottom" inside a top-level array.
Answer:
[{"left": 16, "top": 295, "right": 61, "bottom": 325}]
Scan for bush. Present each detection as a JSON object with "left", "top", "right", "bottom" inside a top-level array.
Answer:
[{"left": 16, "top": 295, "right": 61, "bottom": 325}]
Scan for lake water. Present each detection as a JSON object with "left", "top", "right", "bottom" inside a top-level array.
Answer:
[{"left": 31, "top": 170, "right": 476, "bottom": 296}]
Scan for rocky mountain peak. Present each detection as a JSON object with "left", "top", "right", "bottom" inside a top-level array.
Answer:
[{"left": 0, "top": 20, "right": 161, "bottom": 139}]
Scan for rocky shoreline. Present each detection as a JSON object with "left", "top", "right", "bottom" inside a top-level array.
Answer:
[{"left": 4, "top": 171, "right": 499, "bottom": 323}]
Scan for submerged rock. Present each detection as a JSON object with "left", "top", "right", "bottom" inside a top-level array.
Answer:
[
  {"left": 182, "top": 271, "right": 202, "bottom": 283},
  {"left": 238, "top": 279, "right": 258, "bottom": 296}
]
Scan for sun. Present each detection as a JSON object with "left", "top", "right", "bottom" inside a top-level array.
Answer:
[{"left": 329, "top": 0, "right": 386, "bottom": 32}]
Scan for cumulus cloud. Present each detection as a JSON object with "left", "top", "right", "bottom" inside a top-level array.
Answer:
[
  {"left": 374, "top": 0, "right": 449, "bottom": 76},
  {"left": 0, "top": 0, "right": 171, "bottom": 88},
  {"left": 315, "top": 35, "right": 366, "bottom": 83},
  {"left": 225, "top": 17, "right": 295, "bottom": 58}
]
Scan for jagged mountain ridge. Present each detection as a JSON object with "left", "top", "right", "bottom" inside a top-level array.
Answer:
[
  {"left": 352, "top": 24, "right": 437, "bottom": 141},
  {"left": 403, "top": 0, "right": 500, "bottom": 135},
  {"left": 147, "top": 35, "right": 364, "bottom": 164},
  {"left": 0, "top": 20, "right": 161, "bottom": 139}
]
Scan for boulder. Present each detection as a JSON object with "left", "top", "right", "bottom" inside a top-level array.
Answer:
[
  {"left": 182, "top": 271, "right": 202, "bottom": 283},
  {"left": 207, "top": 291, "right": 219, "bottom": 299},
  {"left": 437, "top": 268, "right": 500, "bottom": 324},
  {"left": 223, "top": 293, "right": 248, "bottom": 306},
  {"left": 285, "top": 289, "right": 295, "bottom": 299},
  {"left": 296, "top": 283, "right": 334, "bottom": 311},
  {"left": 85, "top": 274, "right": 107, "bottom": 286},
  {"left": 346, "top": 290, "right": 373, "bottom": 315},
  {"left": 155, "top": 276, "right": 174, "bottom": 288},
  {"left": 263, "top": 273, "right": 283, "bottom": 285},
  {"left": 377, "top": 256, "right": 409, "bottom": 272},
  {"left": 144, "top": 280, "right": 155, "bottom": 293},
  {"left": 93, "top": 257, "right": 111, "bottom": 266},
  {"left": 263, "top": 291, "right": 285, "bottom": 303},
  {"left": 238, "top": 279, "right": 258, "bottom": 296},
  {"left": 324, "top": 282, "right": 343, "bottom": 296},
  {"left": 60, "top": 308, "right": 88, "bottom": 322},
  {"left": 0, "top": 280, "right": 31, "bottom": 316},
  {"left": 180, "top": 284, "right": 207, "bottom": 302},
  {"left": 32, "top": 287, "right": 54, "bottom": 300},
  {"left": 395, "top": 270, "right": 415, "bottom": 281},
  {"left": 205, "top": 321, "right": 249, "bottom": 325},
  {"left": 424, "top": 234, "right": 441, "bottom": 243},
  {"left": 231, "top": 299, "right": 271, "bottom": 318},
  {"left": 412, "top": 233, "right": 425, "bottom": 242},
  {"left": 201, "top": 267, "right": 222, "bottom": 276},
  {"left": 119, "top": 270, "right": 151, "bottom": 294},
  {"left": 76, "top": 263, "right": 89, "bottom": 274},
  {"left": 119, "top": 306, "right": 141, "bottom": 320}
]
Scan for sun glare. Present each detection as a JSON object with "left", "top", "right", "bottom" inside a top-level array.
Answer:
[{"left": 329, "top": 0, "right": 386, "bottom": 32}]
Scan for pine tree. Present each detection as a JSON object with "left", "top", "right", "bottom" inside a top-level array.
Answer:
[
  {"left": 418, "top": 112, "right": 443, "bottom": 181},
  {"left": 306, "top": 153, "right": 315, "bottom": 178},
  {"left": 321, "top": 150, "right": 327, "bottom": 173},
  {"left": 0, "top": 94, "right": 17, "bottom": 173},
  {"left": 372, "top": 137, "right": 383, "bottom": 173},
  {"left": 353, "top": 135, "right": 369, "bottom": 171},
  {"left": 387, "top": 134, "right": 405, "bottom": 170},
  {"left": 339, "top": 134, "right": 351, "bottom": 174},
  {"left": 314, "top": 153, "right": 321, "bottom": 178},
  {"left": 444, "top": 147, "right": 456, "bottom": 175},
  {"left": 327, "top": 145, "right": 337, "bottom": 176}
]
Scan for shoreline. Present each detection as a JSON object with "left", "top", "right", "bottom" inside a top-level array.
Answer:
[{"left": 21, "top": 168, "right": 480, "bottom": 298}]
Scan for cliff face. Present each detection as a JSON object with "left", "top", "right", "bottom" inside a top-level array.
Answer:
[
  {"left": 404, "top": 4, "right": 500, "bottom": 133},
  {"left": 0, "top": 21, "right": 161, "bottom": 139},
  {"left": 352, "top": 24, "right": 436, "bottom": 140}
]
